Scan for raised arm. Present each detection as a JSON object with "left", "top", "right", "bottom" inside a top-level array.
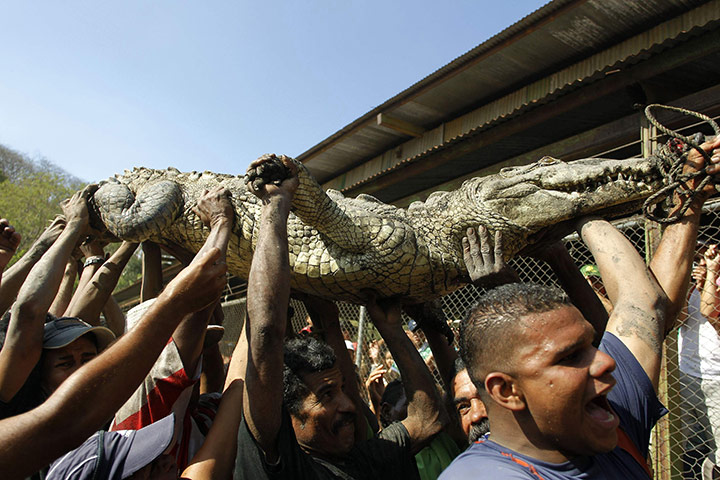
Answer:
[
  {"left": 649, "top": 137, "right": 720, "bottom": 329},
  {"left": 172, "top": 186, "right": 234, "bottom": 374},
  {"left": 47, "top": 258, "right": 78, "bottom": 317},
  {"left": 403, "top": 301, "right": 457, "bottom": 393},
  {"left": 0, "top": 216, "right": 65, "bottom": 317},
  {"left": 68, "top": 237, "right": 108, "bottom": 313},
  {"left": 101, "top": 294, "right": 126, "bottom": 339},
  {"left": 699, "top": 244, "right": 720, "bottom": 332},
  {"left": 182, "top": 309, "right": 248, "bottom": 480},
  {"left": 365, "top": 296, "right": 447, "bottom": 453},
  {"left": 64, "top": 241, "right": 139, "bottom": 328},
  {"left": 0, "top": 247, "right": 227, "bottom": 480},
  {"left": 577, "top": 217, "right": 667, "bottom": 390},
  {"left": 140, "top": 242, "right": 163, "bottom": 302},
  {"left": 0, "top": 186, "right": 95, "bottom": 403},
  {"left": 0, "top": 219, "right": 22, "bottom": 281},
  {"left": 243, "top": 154, "right": 298, "bottom": 461}
]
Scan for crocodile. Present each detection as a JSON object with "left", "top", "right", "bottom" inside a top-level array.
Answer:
[{"left": 88, "top": 152, "right": 671, "bottom": 303}]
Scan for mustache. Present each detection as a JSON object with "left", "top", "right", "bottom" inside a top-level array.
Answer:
[
  {"left": 331, "top": 412, "right": 356, "bottom": 434},
  {"left": 468, "top": 418, "right": 490, "bottom": 443}
]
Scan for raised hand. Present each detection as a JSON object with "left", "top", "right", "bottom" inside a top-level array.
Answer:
[
  {"left": 462, "top": 225, "right": 520, "bottom": 288},
  {"left": 692, "top": 257, "right": 707, "bottom": 286},
  {"left": 0, "top": 219, "right": 21, "bottom": 269},
  {"left": 365, "top": 363, "right": 387, "bottom": 408},
  {"left": 684, "top": 137, "right": 720, "bottom": 198},
  {"left": 245, "top": 154, "right": 299, "bottom": 203},
  {"left": 193, "top": 186, "right": 234, "bottom": 228},
  {"left": 60, "top": 184, "right": 97, "bottom": 231},
  {"left": 705, "top": 244, "right": 720, "bottom": 274}
]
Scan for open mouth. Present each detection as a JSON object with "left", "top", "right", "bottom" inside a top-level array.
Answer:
[{"left": 585, "top": 394, "right": 619, "bottom": 429}]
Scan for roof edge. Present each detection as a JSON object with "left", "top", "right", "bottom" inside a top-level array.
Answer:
[{"left": 296, "top": 0, "right": 580, "bottom": 163}]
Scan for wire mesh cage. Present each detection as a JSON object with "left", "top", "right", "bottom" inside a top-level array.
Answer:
[{"left": 225, "top": 198, "right": 719, "bottom": 480}]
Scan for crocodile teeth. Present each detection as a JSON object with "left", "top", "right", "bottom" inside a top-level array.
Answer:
[{"left": 617, "top": 173, "right": 624, "bottom": 181}]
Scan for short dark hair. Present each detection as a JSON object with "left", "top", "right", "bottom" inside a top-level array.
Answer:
[
  {"left": 380, "top": 379, "right": 406, "bottom": 427},
  {"left": 451, "top": 357, "right": 466, "bottom": 385},
  {"left": 459, "top": 283, "right": 570, "bottom": 399},
  {"left": 380, "top": 379, "right": 405, "bottom": 407},
  {"left": 283, "top": 336, "right": 336, "bottom": 418}
]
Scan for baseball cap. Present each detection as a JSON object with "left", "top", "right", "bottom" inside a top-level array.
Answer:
[
  {"left": 43, "top": 317, "right": 115, "bottom": 351},
  {"left": 46, "top": 413, "right": 176, "bottom": 480}
]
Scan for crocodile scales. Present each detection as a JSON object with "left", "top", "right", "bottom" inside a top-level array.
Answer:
[{"left": 88, "top": 154, "right": 668, "bottom": 303}]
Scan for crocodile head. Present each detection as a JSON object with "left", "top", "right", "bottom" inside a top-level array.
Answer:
[{"left": 458, "top": 155, "right": 664, "bottom": 255}]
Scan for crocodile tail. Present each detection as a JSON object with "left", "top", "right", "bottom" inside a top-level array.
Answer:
[{"left": 89, "top": 179, "right": 184, "bottom": 242}]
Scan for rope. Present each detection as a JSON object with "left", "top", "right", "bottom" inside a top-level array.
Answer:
[{"left": 642, "top": 104, "right": 720, "bottom": 223}]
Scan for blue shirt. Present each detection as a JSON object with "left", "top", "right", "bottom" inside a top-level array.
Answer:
[{"left": 439, "top": 332, "right": 667, "bottom": 479}]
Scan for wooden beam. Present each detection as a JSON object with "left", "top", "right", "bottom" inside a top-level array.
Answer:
[{"left": 376, "top": 113, "right": 426, "bottom": 137}]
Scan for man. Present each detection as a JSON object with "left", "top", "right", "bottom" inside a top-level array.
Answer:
[
  {"left": 450, "top": 359, "right": 488, "bottom": 444},
  {"left": 441, "top": 138, "right": 720, "bottom": 478},
  {"left": 39, "top": 317, "right": 116, "bottom": 396},
  {"left": 235, "top": 154, "right": 447, "bottom": 479},
  {"left": 451, "top": 226, "right": 601, "bottom": 446}
]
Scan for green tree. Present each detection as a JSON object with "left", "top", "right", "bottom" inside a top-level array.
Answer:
[
  {"left": 0, "top": 145, "right": 83, "bottom": 262},
  {"left": 0, "top": 143, "right": 144, "bottom": 293}
]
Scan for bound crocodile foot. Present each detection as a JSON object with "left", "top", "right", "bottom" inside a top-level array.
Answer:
[{"left": 244, "top": 153, "right": 294, "bottom": 192}]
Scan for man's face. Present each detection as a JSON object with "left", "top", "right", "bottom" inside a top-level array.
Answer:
[
  {"left": 511, "top": 306, "right": 619, "bottom": 458},
  {"left": 452, "top": 368, "right": 489, "bottom": 443},
  {"left": 292, "top": 366, "right": 357, "bottom": 458},
  {"left": 40, "top": 335, "right": 98, "bottom": 394}
]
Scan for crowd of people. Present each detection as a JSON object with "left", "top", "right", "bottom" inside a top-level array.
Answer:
[{"left": 0, "top": 138, "right": 718, "bottom": 479}]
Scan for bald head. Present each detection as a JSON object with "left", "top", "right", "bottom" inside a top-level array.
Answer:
[{"left": 459, "top": 283, "right": 571, "bottom": 400}]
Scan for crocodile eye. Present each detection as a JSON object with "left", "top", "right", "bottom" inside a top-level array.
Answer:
[{"left": 538, "top": 156, "right": 560, "bottom": 166}]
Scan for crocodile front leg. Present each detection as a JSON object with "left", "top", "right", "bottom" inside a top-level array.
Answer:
[
  {"left": 246, "top": 154, "right": 370, "bottom": 253},
  {"left": 90, "top": 178, "right": 184, "bottom": 242}
]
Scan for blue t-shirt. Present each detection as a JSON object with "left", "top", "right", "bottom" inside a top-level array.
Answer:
[{"left": 439, "top": 332, "right": 668, "bottom": 479}]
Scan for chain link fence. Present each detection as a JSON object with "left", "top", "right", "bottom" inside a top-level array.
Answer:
[{"left": 212, "top": 198, "right": 720, "bottom": 480}]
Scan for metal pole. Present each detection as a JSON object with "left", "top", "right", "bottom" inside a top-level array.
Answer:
[{"left": 354, "top": 306, "right": 367, "bottom": 368}]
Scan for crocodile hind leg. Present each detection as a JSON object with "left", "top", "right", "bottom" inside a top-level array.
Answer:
[
  {"left": 90, "top": 179, "right": 184, "bottom": 242},
  {"left": 245, "top": 154, "right": 373, "bottom": 253}
]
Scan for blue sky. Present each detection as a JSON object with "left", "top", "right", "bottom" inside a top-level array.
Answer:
[{"left": 0, "top": 1, "right": 548, "bottom": 183}]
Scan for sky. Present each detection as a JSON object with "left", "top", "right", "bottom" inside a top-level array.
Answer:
[{"left": 0, "top": 1, "right": 549, "bottom": 184}]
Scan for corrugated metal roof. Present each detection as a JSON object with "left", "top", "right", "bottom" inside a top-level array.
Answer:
[{"left": 298, "top": 0, "right": 714, "bottom": 187}]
